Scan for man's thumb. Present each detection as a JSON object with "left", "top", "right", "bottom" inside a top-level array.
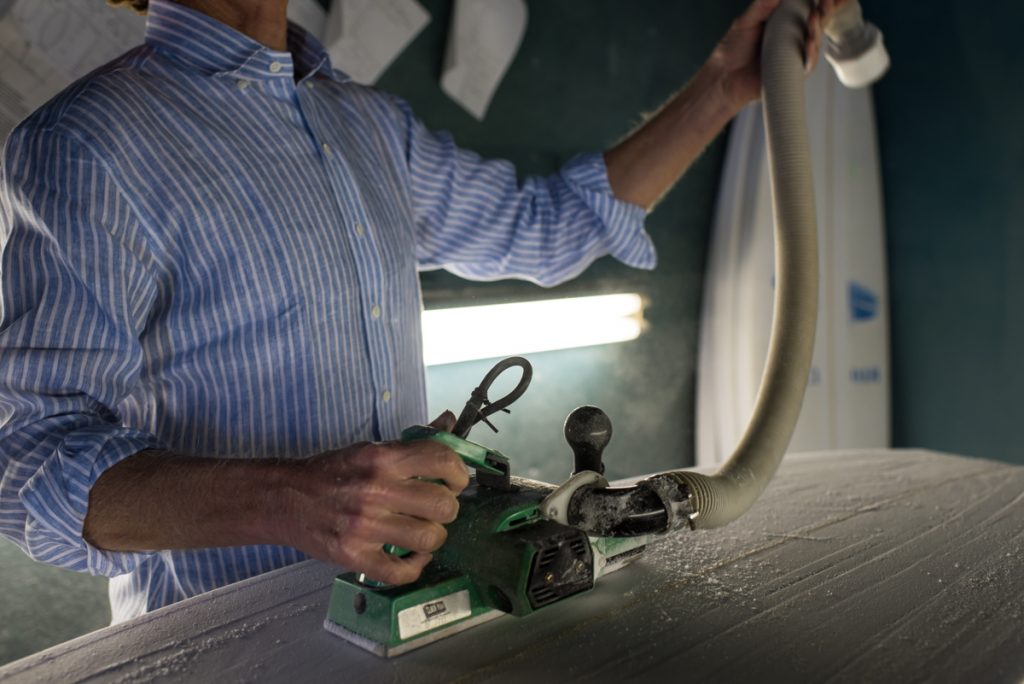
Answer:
[{"left": 428, "top": 410, "right": 457, "bottom": 432}]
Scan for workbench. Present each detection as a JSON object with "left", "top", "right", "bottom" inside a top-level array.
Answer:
[{"left": 1, "top": 449, "right": 1021, "bottom": 682}]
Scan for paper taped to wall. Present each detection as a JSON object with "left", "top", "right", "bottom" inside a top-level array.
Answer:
[
  {"left": 0, "top": 0, "right": 144, "bottom": 141},
  {"left": 696, "top": 55, "right": 890, "bottom": 466},
  {"left": 10, "top": 0, "right": 144, "bottom": 82},
  {"left": 0, "top": 0, "right": 324, "bottom": 142},
  {"left": 0, "top": 20, "right": 61, "bottom": 139},
  {"left": 324, "top": 0, "right": 430, "bottom": 85},
  {"left": 441, "top": 0, "right": 528, "bottom": 121}
]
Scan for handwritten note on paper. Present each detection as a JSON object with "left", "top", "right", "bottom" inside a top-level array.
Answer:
[
  {"left": 441, "top": 0, "right": 528, "bottom": 121},
  {"left": 324, "top": 0, "right": 430, "bottom": 85}
]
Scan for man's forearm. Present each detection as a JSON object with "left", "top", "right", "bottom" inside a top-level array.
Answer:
[
  {"left": 605, "top": 0, "right": 830, "bottom": 211},
  {"left": 604, "top": 64, "right": 738, "bottom": 211},
  {"left": 81, "top": 432, "right": 470, "bottom": 586},
  {"left": 83, "top": 450, "right": 288, "bottom": 552}
]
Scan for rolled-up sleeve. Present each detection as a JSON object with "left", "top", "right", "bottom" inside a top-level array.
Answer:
[
  {"left": 0, "top": 123, "right": 163, "bottom": 576},
  {"left": 391, "top": 97, "right": 657, "bottom": 287}
]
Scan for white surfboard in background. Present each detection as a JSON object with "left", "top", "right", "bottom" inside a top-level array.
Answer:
[{"left": 696, "top": 57, "right": 890, "bottom": 467}]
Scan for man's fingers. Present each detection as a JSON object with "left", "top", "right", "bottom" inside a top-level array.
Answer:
[
  {"left": 805, "top": 7, "right": 822, "bottom": 72},
  {"left": 364, "top": 550, "right": 432, "bottom": 586},
  {"left": 380, "top": 478, "right": 460, "bottom": 523},
  {"left": 820, "top": 0, "right": 848, "bottom": 25},
  {"left": 819, "top": 0, "right": 850, "bottom": 38},
  {"left": 735, "top": 0, "right": 781, "bottom": 29},
  {"left": 391, "top": 440, "right": 470, "bottom": 493},
  {"left": 301, "top": 440, "right": 469, "bottom": 585},
  {"left": 355, "top": 512, "right": 448, "bottom": 554}
]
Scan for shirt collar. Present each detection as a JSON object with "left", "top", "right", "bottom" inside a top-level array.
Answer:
[{"left": 144, "top": 0, "right": 348, "bottom": 84}]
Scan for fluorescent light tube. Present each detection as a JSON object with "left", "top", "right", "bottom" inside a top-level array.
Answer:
[{"left": 422, "top": 293, "right": 645, "bottom": 366}]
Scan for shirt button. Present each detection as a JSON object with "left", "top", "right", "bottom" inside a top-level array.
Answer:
[
  {"left": 354, "top": 222, "right": 366, "bottom": 236},
  {"left": 381, "top": 390, "right": 392, "bottom": 403},
  {"left": 236, "top": 79, "right": 250, "bottom": 90},
  {"left": 370, "top": 304, "right": 382, "bottom": 319},
  {"left": 304, "top": 80, "right": 315, "bottom": 89},
  {"left": 321, "top": 142, "right": 333, "bottom": 157},
  {"left": 269, "top": 61, "right": 283, "bottom": 73}
]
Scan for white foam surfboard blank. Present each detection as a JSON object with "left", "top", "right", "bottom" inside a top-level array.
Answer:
[
  {"left": 440, "top": 0, "right": 528, "bottom": 121},
  {"left": 324, "top": 0, "right": 430, "bottom": 85},
  {"left": 696, "top": 54, "right": 890, "bottom": 467}
]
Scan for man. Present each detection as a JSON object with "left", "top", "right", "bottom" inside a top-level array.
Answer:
[{"left": 0, "top": 0, "right": 828, "bottom": 622}]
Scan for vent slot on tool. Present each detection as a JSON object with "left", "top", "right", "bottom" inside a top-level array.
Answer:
[{"left": 525, "top": 525, "right": 594, "bottom": 609}]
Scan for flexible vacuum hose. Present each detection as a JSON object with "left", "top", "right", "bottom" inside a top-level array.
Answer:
[
  {"left": 563, "top": 0, "right": 887, "bottom": 536},
  {"left": 656, "top": 0, "right": 820, "bottom": 529}
]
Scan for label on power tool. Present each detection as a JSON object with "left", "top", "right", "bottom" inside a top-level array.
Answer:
[{"left": 397, "top": 590, "right": 472, "bottom": 640}]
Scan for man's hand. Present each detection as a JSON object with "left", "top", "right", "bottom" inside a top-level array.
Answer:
[
  {"left": 84, "top": 412, "right": 468, "bottom": 586},
  {"left": 605, "top": 0, "right": 841, "bottom": 210},
  {"left": 277, "top": 427, "right": 468, "bottom": 585},
  {"left": 711, "top": 0, "right": 841, "bottom": 112}
]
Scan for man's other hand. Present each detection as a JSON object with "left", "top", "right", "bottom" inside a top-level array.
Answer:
[
  {"left": 277, "top": 413, "right": 469, "bottom": 585},
  {"left": 709, "top": 0, "right": 843, "bottom": 113}
]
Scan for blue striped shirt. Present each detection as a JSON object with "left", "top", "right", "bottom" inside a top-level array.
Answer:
[{"left": 0, "top": 0, "right": 654, "bottom": 621}]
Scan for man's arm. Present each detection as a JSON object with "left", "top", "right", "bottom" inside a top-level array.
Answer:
[
  {"left": 83, "top": 419, "right": 469, "bottom": 586},
  {"left": 605, "top": 0, "right": 828, "bottom": 210},
  {"left": 0, "top": 124, "right": 169, "bottom": 578},
  {"left": 399, "top": 106, "right": 656, "bottom": 287},
  {"left": 399, "top": 0, "right": 831, "bottom": 288}
]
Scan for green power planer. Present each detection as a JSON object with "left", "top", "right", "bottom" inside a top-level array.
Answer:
[{"left": 323, "top": 356, "right": 688, "bottom": 657}]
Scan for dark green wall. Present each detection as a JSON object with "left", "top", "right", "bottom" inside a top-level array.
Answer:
[
  {"left": 379, "top": 0, "right": 748, "bottom": 481},
  {"left": 865, "top": 1, "right": 1024, "bottom": 463}
]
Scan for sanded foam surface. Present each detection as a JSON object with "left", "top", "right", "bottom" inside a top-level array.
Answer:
[{"left": 1, "top": 449, "right": 1021, "bottom": 682}]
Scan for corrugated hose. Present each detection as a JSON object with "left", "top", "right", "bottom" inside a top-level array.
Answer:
[{"left": 652, "top": 0, "right": 820, "bottom": 529}]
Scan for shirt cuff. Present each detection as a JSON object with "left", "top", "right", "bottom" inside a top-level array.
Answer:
[
  {"left": 560, "top": 152, "right": 658, "bottom": 271},
  {"left": 19, "top": 426, "right": 165, "bottom": 577}
]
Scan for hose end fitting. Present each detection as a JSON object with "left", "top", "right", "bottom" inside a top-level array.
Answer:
[
  {"left": 638, "top": 473, "right": 695, "bottom": 532},
  {"left": 823, "top": 0, "right": 890, "bottom": 88}
]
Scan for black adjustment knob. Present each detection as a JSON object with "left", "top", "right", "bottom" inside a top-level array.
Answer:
[{"left": 564, "top": 406, "right": 612, "bottom": 475}]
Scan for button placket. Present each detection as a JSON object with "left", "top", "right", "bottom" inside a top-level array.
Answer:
[{"left": 310, "top": 124, "right": 395, "bottom": 422}]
